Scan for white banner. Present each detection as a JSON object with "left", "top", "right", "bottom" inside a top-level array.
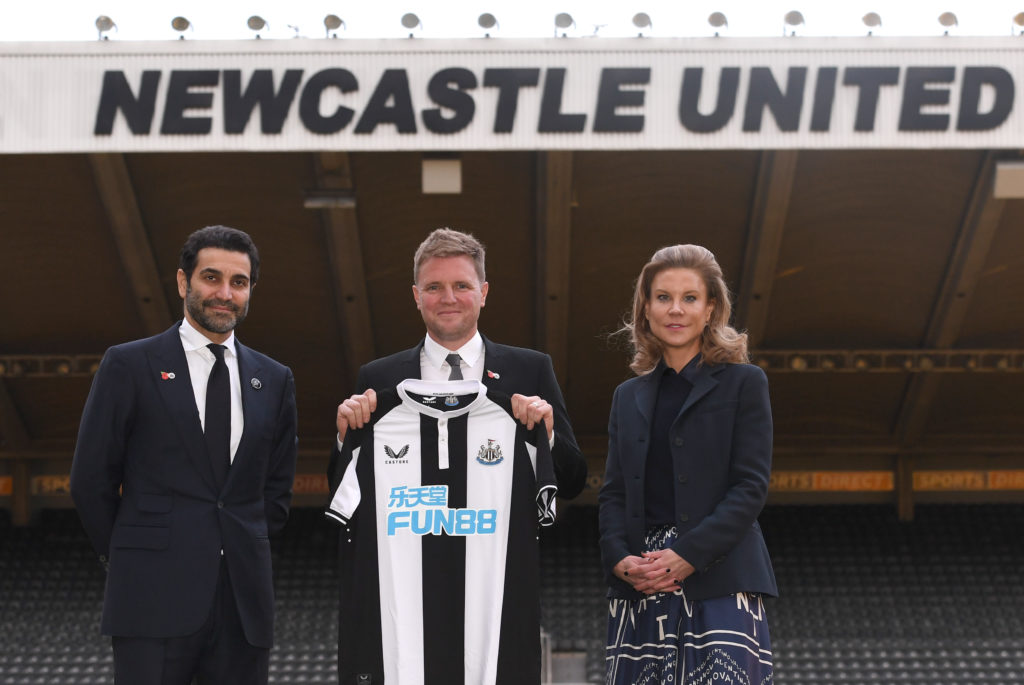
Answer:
[{"left": 1, "top": 37, "right": 1021, "bottom": 152}]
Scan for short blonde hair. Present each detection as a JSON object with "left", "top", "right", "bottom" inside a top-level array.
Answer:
[{"left": 413, "top": 228, "right": 486, "bottom": 284}]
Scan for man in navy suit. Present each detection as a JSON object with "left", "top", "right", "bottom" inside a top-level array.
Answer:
[
  {"left": 331, "top": 227, "right": 585, "bottom": 498},
  {"left": 329, "top": 227, "right": 585, "bottom": 684},
  {"left": 71, "top": 225, "right": 297, "bottom": 684}
]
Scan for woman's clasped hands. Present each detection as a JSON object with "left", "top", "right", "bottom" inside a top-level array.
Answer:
[{"left": 614, "top": 549, "right": 696, "bottom": 595}]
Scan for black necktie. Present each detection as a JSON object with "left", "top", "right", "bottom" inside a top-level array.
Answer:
[
  {"left": 445, "top": 353, "right": 464, "bottom": 381},
  {"left": 205, "top": 343, "right": 231, "bottom": 489}
]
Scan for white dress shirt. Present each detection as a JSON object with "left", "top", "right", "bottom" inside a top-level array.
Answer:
[
  {"left": 179, "top": 318, "right": 244, "bottom": 463},
  {"left": 338, "top": 330, "right": 555, "bottom": 449},
  {"left": 421, "top": 331, "right": 484, "bottom": 381}
]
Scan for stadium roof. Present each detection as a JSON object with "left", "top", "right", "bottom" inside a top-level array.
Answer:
[{"left": 1, "top": 36, "right": 1022, "bottom": 519}]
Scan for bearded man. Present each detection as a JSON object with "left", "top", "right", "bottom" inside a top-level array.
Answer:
[{"left": 71, "top": 225, "right": 297, "bottom": 684}]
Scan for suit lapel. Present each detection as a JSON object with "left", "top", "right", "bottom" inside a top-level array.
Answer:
[
  {"left": 231, "top": 342, "right": 265, "bottom": 478},
  {"left": 633, "top": 364, "right": 660, "bottom": 428},
  {"left": 147, "top": 324, "right": 217, "bottom": 491},
  {"left": 480, "top": 335, "right": 503, "bottom": 391},
  {"left": 676, "top": 362, "right": 723, "bottom": 420},
  {"left": 402, "top": 343, "right": 423, "bottom": 381},
  {"left": 633, "top": 359, "right": 723, "bottom": 429},
  {"left": 628, "top": 367, "right": 659, "bottom": 481}
]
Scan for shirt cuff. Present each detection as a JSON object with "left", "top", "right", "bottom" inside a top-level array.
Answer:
[
  {"left": 336, "top": 433, "right": 344, "bottom": 451},
  {"left": 549, "top": 430, "right": 556, "bottom": 450}
]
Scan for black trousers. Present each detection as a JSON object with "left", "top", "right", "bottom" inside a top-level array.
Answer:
[{"left": 111, "top": 559, "right": 269, "bottom": 685}]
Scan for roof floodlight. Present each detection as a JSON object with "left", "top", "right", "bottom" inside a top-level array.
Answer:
[
  {"left": 171, "top": 16, "right": 192, "bottom": 39},
  {"left": 708, "top": 12, "right": 728, "bottom": 27},
  {"left": 95, "top": 15, "right": 116, "bottom": 40},
  {"left": 1014, "top": 12, "right": 1024, "bottom": 34},
  {"left": 401, "top": 12, "right": 422, "bottom": 37},
  {"left": 632, "top": 12, "right": 652, "bottom": 36},
  {"left": 784, "top": 10, "right": 804, "bottom": 36},
  {"left": 554, "top": 12, "right": 574, "bottom": 36},
  {"left": 708, "top": 11, "right": 728, "bottom": 35},
  {"left": 862, "top": 12, "right": 881, "bottom": 35},
  {"left": 324, "top": 14, "right": 345, "bottom": 37},
  {"left": 247, "top": 15, "right": 267, "bottom": 38},
  {"left": 478, "top": 13, "right": 498, "bottom": 36},
  {"left": 938, "top": 11, "right": 958, "bottom": 30}
]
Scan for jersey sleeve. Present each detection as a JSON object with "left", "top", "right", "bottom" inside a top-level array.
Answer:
[
  {"left": 325, "top": 386, "right": 402, "bottom": 526},
  {"left": 528, "top": 423, "right": 558, "bottom": 527},
  {"left": 325, "top": 432, "right": 363, "bottom": 525},
  {"left": 487, "top": 386, "right": 561, "bottom": 527}
]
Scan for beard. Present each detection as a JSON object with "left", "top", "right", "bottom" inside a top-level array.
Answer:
[{"left": 185, "top": 284, "right": 248, "bottom": 334}]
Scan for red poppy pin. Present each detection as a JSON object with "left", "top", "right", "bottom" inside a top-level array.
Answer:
[
  {"left": 487, "top": 370, "right": 500, "bottom": 379},
  {"left": 160, "top": 371, "right": 176, "bottom": 380}
]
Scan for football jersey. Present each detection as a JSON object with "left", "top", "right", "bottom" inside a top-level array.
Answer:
[{"left": 326, "top": 379, "right": 557, "bottom": 685}]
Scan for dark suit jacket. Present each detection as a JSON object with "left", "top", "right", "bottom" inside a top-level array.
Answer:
[
  {"left": 329, "top": 335, "right": 586, "bottom": 499},
  {"left": 598, "top": 360, "right": 777, "bottom": 601},
  {"left": 70, "top": 322, "right": 297, "bottom": 648}
]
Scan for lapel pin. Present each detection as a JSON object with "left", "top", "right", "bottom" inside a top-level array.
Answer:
[
  {"left": 160, "top": 371, "right": 176, "bottom": 380},
  {"left": 487, "top": 370, "right": 500, "bottom": 379},
  {"left": 250, "top": 378, "right": 262, "bottom": 390}
]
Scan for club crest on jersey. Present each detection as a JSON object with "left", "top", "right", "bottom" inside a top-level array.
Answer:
[
  {"left": 383, "top": 444, "right": 410, "bottom": 464},
  {"left": 444, "top": 394, "right": 459, "bottom": 407},
  {"left": 476, "top": 439, "right": 504, "bottom": 466}
]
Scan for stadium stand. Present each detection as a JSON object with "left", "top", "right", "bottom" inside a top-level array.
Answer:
[{"left": 0, "top": 503, "right": 1022, "bottom": 684}]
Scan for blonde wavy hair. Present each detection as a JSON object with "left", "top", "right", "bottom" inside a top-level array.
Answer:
[{"left": 626, "top": 244, "right": 748, "bottom": 374}]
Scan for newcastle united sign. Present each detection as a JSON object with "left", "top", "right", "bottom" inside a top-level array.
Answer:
[{"left": 2, "top": 37, "right": 1022, "bottom": 152}]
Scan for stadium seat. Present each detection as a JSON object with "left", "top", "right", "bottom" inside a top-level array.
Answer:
[{"left": 1, "top": 504, "right": 1022, "bottom": 683}]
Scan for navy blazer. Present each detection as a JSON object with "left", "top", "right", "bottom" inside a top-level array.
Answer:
[
  {"left": 328, "top": 335, "right": 586, "bottom": 499},
  {"left": 598, "top": 360, "right": 777, "bottom": 601},
  {"left": 70, "top": 323, "right": 298, "bottom": 648}
]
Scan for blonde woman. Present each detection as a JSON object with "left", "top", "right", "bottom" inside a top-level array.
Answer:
[{"left": 599, "top": 244, "right": 777, "bottom": 684}]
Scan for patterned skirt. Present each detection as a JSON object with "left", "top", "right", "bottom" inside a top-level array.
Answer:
[{"left": 605, "top": 525, "right": 773, "bottom": 685}]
